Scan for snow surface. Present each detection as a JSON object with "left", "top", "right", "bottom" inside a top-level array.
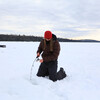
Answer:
[{"left": 0, "top": 42, "right": 100, "bottom": 100}]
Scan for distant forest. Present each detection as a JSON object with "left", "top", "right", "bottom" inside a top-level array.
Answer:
[{"left": 0, "top": 34, "right": 100, "bottom": 42}]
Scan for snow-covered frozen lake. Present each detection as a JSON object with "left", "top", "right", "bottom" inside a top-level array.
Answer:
[{"left": 0, "top": 42, "right": 100, "bottom": 100}]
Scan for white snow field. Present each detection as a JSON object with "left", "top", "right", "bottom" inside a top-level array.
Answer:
[{"left": 0, "top": 42, "right": 100, "bottom": 100}]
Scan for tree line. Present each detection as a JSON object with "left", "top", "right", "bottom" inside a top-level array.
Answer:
[{"left": 0, "top": 34, "right": 100, "bottom": 42}]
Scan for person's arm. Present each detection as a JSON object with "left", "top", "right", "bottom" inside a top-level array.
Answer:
[{"left": 37, "top": 40, "right": 43, "bottom": 57}]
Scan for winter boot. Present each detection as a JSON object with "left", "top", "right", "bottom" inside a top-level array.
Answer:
[{"left": 57, "top": 67, "right": 67, "bottom": 80}]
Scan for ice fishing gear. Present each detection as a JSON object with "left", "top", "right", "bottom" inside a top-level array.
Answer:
[{"left": 30, "top": 56, "right": 40, "bottom": 80}]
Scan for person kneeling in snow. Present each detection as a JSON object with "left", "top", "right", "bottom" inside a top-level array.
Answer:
[{"left": 36, "top": 31, "right": 67, "bottom": 82}]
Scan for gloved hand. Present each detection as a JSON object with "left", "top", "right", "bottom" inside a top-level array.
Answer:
[{"left": 37, "top": 52, "right": 40, "bottom": 58}]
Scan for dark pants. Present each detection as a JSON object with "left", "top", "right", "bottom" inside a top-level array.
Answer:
[
  {"left": 37, "top": 60, "right": 58, "bottom": 81},
  {"left": 37, "top": 60, "right": 66, "bottom": 82}
]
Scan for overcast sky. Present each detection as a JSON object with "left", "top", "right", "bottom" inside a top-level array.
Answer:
[{"left": 0, "top": 0, "right": 100, "bottom": 40}]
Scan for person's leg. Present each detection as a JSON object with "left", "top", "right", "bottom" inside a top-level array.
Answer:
[
  {"left": 37, "top": 62, "right": 48, "bottom": 77},
  {"left": 48, "top": 60, "right": 58, "bottom": 82}
]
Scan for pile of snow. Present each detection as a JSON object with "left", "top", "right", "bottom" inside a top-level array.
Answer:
[{"left": 0, "top": 42, "right": 100, "bottom": 100}]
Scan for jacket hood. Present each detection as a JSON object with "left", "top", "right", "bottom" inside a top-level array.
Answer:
[{"left": 52, "top": 34, "right": 57, "bottom": 41}]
